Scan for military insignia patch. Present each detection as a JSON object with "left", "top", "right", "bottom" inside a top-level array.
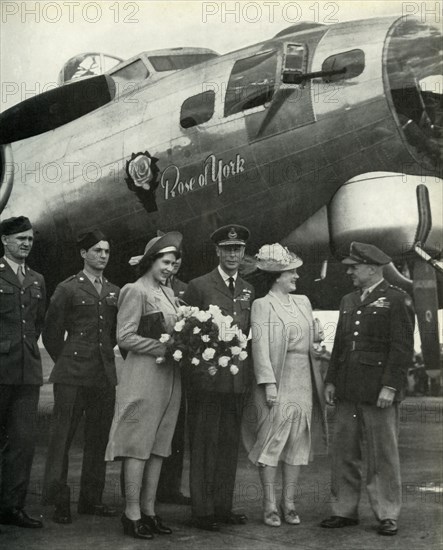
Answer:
[{"left": 371, "top": 297, "right": 391, "bottom": 308}]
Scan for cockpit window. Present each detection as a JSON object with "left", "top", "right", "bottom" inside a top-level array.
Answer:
[
  {"left": 180, "top": 91, "right": 215, "bottom": 128},
  {"left": 149, "top": 54, "right": 216, "bottom": 71},
  {"left": 224, "top": 50, "right": 278, "bottom": 117},
  {"left": 384, "top": 18, "right": 442, "bottom": 164},
  {"left": 322, "top": 49, "right": 365, "bottom": 82},
  {"left": 111, "top": 59, "right": 149, "bottom": 81}
]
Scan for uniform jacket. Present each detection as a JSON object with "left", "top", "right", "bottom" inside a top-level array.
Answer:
[
  {"left": 246, "top": 293, "right": 327, "bottom": 456},
  {"left": 0, "top": 258, "right": 46, "bottom": 385},
  {"left": 43, "top": 271, "right": 120, "bottom": 387},
  {"left": 325, "top": 280, "right": 415, "bottom": 404},
  {"left": 183, "top": 268, "right": 255, "bottom": 393},
  {"left": 168, "top": 276, "right": 187, "bottom": 301}
]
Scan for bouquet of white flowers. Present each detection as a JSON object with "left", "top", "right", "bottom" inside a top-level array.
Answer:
[{"left": 157, "top": 304, "right": 248, "bottom": 377}]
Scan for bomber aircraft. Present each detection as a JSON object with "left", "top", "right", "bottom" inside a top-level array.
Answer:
[{"left": 0, "top": 15, "right": 442, "bottom": 372}]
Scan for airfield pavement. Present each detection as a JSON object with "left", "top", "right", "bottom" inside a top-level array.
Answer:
[{"left": 1, "top": 349, "right": 442, "bottom": 550}]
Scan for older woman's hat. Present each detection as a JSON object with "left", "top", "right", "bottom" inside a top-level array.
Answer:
[
  {"left": 342, "top": 242, "right": 391, "bottom": 265},
  {"left": 129, "top": 231, "right": 183, "bottom": 266},
  {"left": 211, "top": 224, "right": 250, "bottom": 246},
  {"left": 0, "top": 216, "right": 32, "bottom": 236},
  {"left": 77, "top": 229, "right": 108, "bottom": 251},
  {"left": 256, "top": 243, "right": 303, "bottom": 272}
]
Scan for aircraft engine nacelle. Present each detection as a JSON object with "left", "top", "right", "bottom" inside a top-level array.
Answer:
[
  {"left": 328, "top": 171, "right": 442, "bottom": 261},
  {"left": 285, "top": 171, "right": 442, "bottom": 264}
]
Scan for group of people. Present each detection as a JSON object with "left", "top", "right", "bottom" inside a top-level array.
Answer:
[{"left": 0, "top": 215, "right": 415, "bottom": 540}]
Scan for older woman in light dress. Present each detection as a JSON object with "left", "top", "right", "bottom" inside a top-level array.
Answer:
[{"left": 243, "top": 243, "right": 327, "bottom": 527}]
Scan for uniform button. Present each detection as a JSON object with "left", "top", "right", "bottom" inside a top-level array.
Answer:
[
  {"left": 21, "top": 290, "right": 25, "bottom": 295},
  {"left": 74, "top": 351, "right": 78, "bottom": 355},
  {"left": 357, "top": 310, "right": 361, "bottom": 315},
  {"left": 100, "top": 315, "right": 103, "bottom": 319},
  {"left": 99, "top": 343, "right": 102, "bottom": 346},
  {"left": 98, "top": 301, "right": 102, "bottom": 305},
  {"left": 99, "top": 329, "right": 102, "bottom": 333},
  {"left": 233, "top": 299, "right": 236, "bottom": 302},
  {"left": 80, "top": 332, "right": 83, "bottom": 336},
  {"left": 233, "top": 312, "right": 237, "bottom": 315},
  {"left": 23, "top": 335, "right": 26, "bottom": 339},
  {"left": 354, "top": 331, "right": 359, "bottom": 336},
  {"left": 21, "top": 305, "right": 25, "bottom": 309},
  {"left": 82, "top": 300, "right": 85, "bottom": 304},
  {"left": 355, "top": 321, "right": 360, "bottom": 325},
  {"left": 22, "top": 320, "right": 26, "bottom": 324}
]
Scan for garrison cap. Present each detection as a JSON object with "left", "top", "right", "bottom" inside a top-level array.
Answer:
[
  {"left": 342, "top": 242, "right": 392, "bottom": 266},
  {"left": 77, "top": 229, "right": 108, "bottom": 251},
  {"left": 0, "top": 216, "right": 32, "bottom": 236},
  {"left": 211, "top": 224, "right": 250, "bottom": 247}
]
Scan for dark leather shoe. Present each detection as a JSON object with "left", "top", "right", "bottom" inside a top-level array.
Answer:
[
  {"left": 0, "top": 508, "right": 43, "bottom": 528},
  {"left": 53, "top": 504, "right": 72, "bottom": 524},
  {"left": 141, "top": 513, "right": 172, "bottom": 534},
  {"left": 121, "top": 514, "right": 153, "bottom": 539},
  {"left": 78, "top": 503, "right": 118, "bottom": 517},
  {"left": 320, "top": 516, "right": 359, "bottom": 528},
  {"left": 378, "top": 519, "right": 398, "bottom": 536},
  {"left": 192, "top": 515, "right": 220, "bottom": 531},
  {"left": 157, "top": 492, "right": 191, "bottom": 506},
  {"left": 216, "top": 512, "right": 248, "bottom": 525}
]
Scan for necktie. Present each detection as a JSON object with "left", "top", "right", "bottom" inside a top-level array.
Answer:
[
  {"left": 17, "top": 268, "right": 25, "bottom": 285},
  {"left": 94, "top": 277, "right": 102, "bottom": 295},
  {"left": 228, "top": 276, "right": 235, "bottom": 296},
  {"left": 361, "top": 289, "right": 369, "bottom": 302}
]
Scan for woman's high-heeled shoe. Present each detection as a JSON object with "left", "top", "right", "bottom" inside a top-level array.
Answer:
[
  {"left": 121, "top": 513, "right": 154, "bottom": 539},
  {"left": 141, "top": 513, "right": 172, "bottom": 535},
  {"left": 263, "top": 509, "right": 281, "bottom": 527},
  {"left": 280, "top": 504, "right": 301, "bottom": 525}
]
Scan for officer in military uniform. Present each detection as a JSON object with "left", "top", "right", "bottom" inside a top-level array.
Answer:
[
  {"left": 0, "top": 216, "right": 46, "bottom": 531},
  {"left": 321, "top": 242, "right": 415, "bottom": 537},
  {"left": 41, "top": 230, "right": 119, "bottom": 523},
  {"left": 183, "top": 225, "right": 254, "bottom": 531}
]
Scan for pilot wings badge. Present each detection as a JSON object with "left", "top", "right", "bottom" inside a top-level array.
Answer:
[
  {"left": 125, "top": 151, "right": 160, "bottom": 212},
  {"left": 371, "top": 297, "right": 391, "bottom": 309}
]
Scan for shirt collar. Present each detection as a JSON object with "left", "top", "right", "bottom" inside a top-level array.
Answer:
[
  {"left": 4, "top": 257, "right": 26, "bottom": 276},
  {"left": 218, "top": 266, "right": 238, "bottom": 284},
  {"left": 363, "top": 278, "right": 384, "bottom": 296},
  {"left": 82, "top": 268, "right": 102, "bottom": 285}
]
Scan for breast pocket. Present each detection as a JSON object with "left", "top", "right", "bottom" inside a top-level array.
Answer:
[
  {"left": 0, "top": 285, "right": 15, "bottom": 313},
  {"left": 73, "top": 295, "right": 95, "bottom": 307},
  {"left": 30, "top": 287, "right": 43, "bottom": 300}
]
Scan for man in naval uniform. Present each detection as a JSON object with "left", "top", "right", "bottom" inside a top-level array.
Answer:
[
  {"left": 41, "top": 230, "right": 119, "bottom": 523},
  {"left": 0, "top": 216, "right": 46, "bottom": 531},
  {"left": 183, "top": 224, "right": 254, "bottom": 531},
  {"left": 321, "top": 242, "right": 415, "bottom": 536}
]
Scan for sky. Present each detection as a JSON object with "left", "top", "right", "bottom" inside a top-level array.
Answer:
[{"left": 0, "top": 0, "right": 423, "bottom": 111}]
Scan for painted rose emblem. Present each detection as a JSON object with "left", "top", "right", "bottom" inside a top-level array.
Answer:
[
  {"left": 128, "top": 154, "right": 154, "bottom": 190},
  {"left": 125, "top": 151, "right": 160, "bottom": 213}
]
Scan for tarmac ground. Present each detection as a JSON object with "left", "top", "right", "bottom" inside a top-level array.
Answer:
[{"left": 1, "top": 351, "right": 442, "bottom": 550}]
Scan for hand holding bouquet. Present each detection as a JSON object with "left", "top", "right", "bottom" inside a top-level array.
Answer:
[{"left": 156, "top": 304, "right": 248, "bottom": 377}]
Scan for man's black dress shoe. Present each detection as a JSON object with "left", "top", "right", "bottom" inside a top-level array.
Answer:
[
  {"left": 215, "top": 512, "right": 248, "bottom": 525},
  {"left": 320, "top": 516, "right": 359, "bottom": 528},
  {"left": 157, "top": 492, "right": 191, "bottom": 505},
  {"left": 0, "top": 508, "right": 43, "bottom": 528},
  {"left": 378, "top": 519, "right": 398, "bottom": 536},
  {"left": 78, "top": 503, "right": 118, "bottom": 517},
  {"left": 121, "top": 514, "right": 153, "bottom": 539},
  {"left": 141, "top": 513, "right": 172, "bottom": 534},
  {"left": 53, "top": 504, "right": 72, "bottom": 524},
  {"left": 192, "top": 515, "right": 220, "bottom": 531}
]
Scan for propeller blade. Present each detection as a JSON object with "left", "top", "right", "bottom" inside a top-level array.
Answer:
[{"left": 412, "top": 259, "right": 441, "bottom": 371}]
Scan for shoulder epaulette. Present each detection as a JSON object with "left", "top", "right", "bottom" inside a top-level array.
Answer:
[{"left": 388, "top": 284, "right": 407, "bottom": 294}]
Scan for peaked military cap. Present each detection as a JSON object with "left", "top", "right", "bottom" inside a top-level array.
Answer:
[
  {"left": 0, "top": 216, "right": 32, "bottom": 236},
  {"left": 342, "top": 242, "right": 392, "bottom": 266},
  {"left": 211, "top": 224, "right": 250, "bottom": 246},
  {"left": 77, "top": 229, "right": 108, "bottom": 251}
]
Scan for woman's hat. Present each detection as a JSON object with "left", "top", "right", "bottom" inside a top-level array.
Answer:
[
  {"left": 129, "top": 231, "right": 183, "bottom": 266},
  {"left": 255, "top": 243, "right": 303, "bottom": 272}
]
